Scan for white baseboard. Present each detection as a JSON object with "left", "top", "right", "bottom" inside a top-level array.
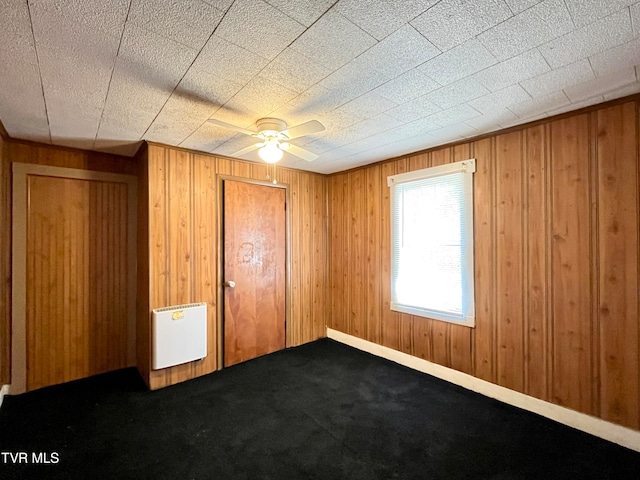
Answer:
[
  {"left": 327, "top": 328, "right": 640, "bottom": 453},
  {"left": 0, "top": 384, "right": 9, "bottom": 409}
]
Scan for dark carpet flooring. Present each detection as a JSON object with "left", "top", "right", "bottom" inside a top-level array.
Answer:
[{"left": 0, "top": 338, "right": 638, "bottom": 479}]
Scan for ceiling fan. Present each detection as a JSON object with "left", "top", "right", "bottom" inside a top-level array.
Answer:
[{"left": 207, "top": 117, "right": 325, "bottom": 163}]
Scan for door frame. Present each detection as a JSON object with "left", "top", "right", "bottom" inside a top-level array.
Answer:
[
  {"left": 216, "top": 175, "right": 291, "bottom": 369},
  {"left": 10, "top": 163, "right": 137, "bottom": 394}
]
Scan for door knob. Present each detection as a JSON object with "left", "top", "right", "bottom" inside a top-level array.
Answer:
[{"left": 224, "top": 280, "right": 236, "bottom": 288}]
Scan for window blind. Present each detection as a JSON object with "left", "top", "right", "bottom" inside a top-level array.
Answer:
[{"left": 388, "top": 159, "right": 475, "bottom": 326}]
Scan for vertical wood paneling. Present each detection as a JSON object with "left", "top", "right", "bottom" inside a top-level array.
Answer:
[
  {"left": 143, "top": 146, "right": 327, "bottom": 390},
  {"left": 595, "top": 103, "right": 639, "bottom": 428},
  {"left": 366, "top": 165, "right": 382, "bottom": 344},
  {"left": 349, "top": 170, "right": 366, "bottom": 339},
  {"left": 550, "top": 114, "right": 594, "bottom": 414},
  {"left": 26, "top": 175, "right": 130, "bottom": 391},
  {"left": 495, "top": 131, "right": 525, "bottom": 392},
  {"left": 472, "top": 137, "right": 496, "bottom": 383},
  {"left": 327, "top": 99, "right": 640, "bottom": 431},
  {"left": 380, "top": 162, "right": 400, "bottom": 351},
  {"left": 525, "top": 125, "right": 549, "bottom": 400},
  {"left": 192, "top": 154, "right": 218, "bottom": 379},
  {"left": 0, "top": 134, "right": 8, "bottom": 384}
]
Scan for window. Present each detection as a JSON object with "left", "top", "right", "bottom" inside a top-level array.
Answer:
[{"left": 388, "top": 159, "right": 475, "bottom": 327}]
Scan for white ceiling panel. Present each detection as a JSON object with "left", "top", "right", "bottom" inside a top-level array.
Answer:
[
  {"left": 539, "top": 9, "right": 634, "bottom": 69},
  {"left": 1, "top": 0, "right": 639, "bottom": 173},
  {"left": 469, "top": 85, "right": 532, "bottom": 114},
  {"left": 355, "top": 25, "right": 440, "bottom": 78},
  {"left": 215, "top": 0, "right": 305, "bottom": 61},
  {"left": 373, "top": 70, "right": 441, "bottom": 105},
  {"left": 265, "top": 0, "right": 334, "bottom": 27},
  {"left": 385, "top": 96, "right": 441, "bottom": 123},
  {"left": 564, "top": 0, "right": 637, "bottom": 28},
  {"left": 589, "top": 38, "right": 640, "bottom": 77},
  {"left": 563, "top": 67, "right": 638, "bottom": 103},
  {"left": 478, "top": 0, "right": 574, "bottom": 60},
  {"left": 521, "top": 59, "right": 594, "bottom": 97},
  {"left": 289, "top": 10, "right": 377, "bottom": 70},
  {"left": 336, "top": 0, "right": 439, "bottom": 40},
  {"left": 191, "top": 35, "right": 269, "bottom": 85},
  {"left": 473, "top": 49, "right": 550, "bottom": 92},
  {"left": 411, "top": 0, "right": 513, "bottom": 52},
  {"left": 426, "top": 78, "right": 490, "bottom": 109},
  {"left": 129, "top": 0, "right": 224, "bottom": 50},
  {"left": 419, "top": 39, "right": 498, "bottom": 85},
  {"left": 258, "top": 48, "right": 331, "bottom": 94},
  {"left": 507, "top": 90, "right": 570, "bottom": 118},
  {"left": 504, "top": 0, "right": 544, "bottom": 14}
]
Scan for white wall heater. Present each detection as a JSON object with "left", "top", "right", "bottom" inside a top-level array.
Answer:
[{"left": 152, "top": 303, "right": 207, "bottom": 370}]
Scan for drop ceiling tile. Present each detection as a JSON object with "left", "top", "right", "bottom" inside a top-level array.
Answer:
[
  {"left": 226, "top": 76, "right": 299, "bottom": 117},
  {"left": 418, "top": 39, "right": 498, "bottom": 85},
  {"left": 0, "top": 0, "right": 37, "bottom": 63},
  {"left": 178, "top": 67, "right": 243, "bottom": 109},
  {"left": 318, "top": 58, "right": 391, "bottom": 107},
  {"left": 180, "top": 123, "right": 237, "bottom": 152},
  {"left": 602, "top": 81, "right": 640, "bottom": 100},
  {"left": 505, "top": 0, "right": 544, "bottom": 14},
  {"left": 259, "top": 48, "right": 331, "bottom": 94},
  {"left": 465, "top": 109, "right": 519, "bottom": 130},
  {"left": 265, "top": 0, "right": 335, "bottom": 26},
  {"left": 29, "top": 0, "right": 128, "bottom": 37},
  {"left": 192, "top": 35, "right": 269, "bottom": 85},
  {"left": 469, "top": 84, "right": 531, "bottom": 114},
  {"left": 424, "top": 104, "right": 482, "bottom": 127},
  {"left": 215, "top": 0, "right": 305, "bottom": 61},
  {"left": 546, "top": 96, "right": 603, "bottom": 117},
  {"left": 336, "top": 0, "right": 439, "bottom": 40},
  {"left": 539, "top": 10, "right": 634, "bottom": 69},
  {"left": 589, "top": 38, "right": 640, "bottom": 76},
  {"left": 385, "top": 96, "right": 442, "bottom": 122},
  {"left": 521, "top": 59, "right": 594, "bottom": 97},
  {"left": 474, "top": 49, "right": 550, "bottom": 92},
  {"left": 632, "top": 3, "right": 640, "bottom": 35},
  {"left": 564, "top": 0, "right": 637, "bottom": 28},
  {"left": 128, "top": 0, "right": 224, "bottom": 50},
  {"left": 355, "top": 25, "right": 440, "bottom": 78},
  {"left": 426, "top": 78, "right": 490, "bottom": 109},
  {"left": 201, "top": 0, "right": 235, "bottom": 10},
  {"left": 373, "top": 70, "right": 441, "bottom": 104},
  {"left": 428, "top": 123, "right": 478, "bottom": 143},
  {"left": 508, "top": 90, "right": 570, "bottom": 118},
  {"left": 410, "top": 0, "right": 513, "bottom": 52},
  {"left": 112, "top": 24, "right": 199, "bottom": 91},
  {"left": 145, "top": 87, "right": 227, "bottom": 145},
  {"left": 335, "top": 92, "right": 398, "bottom": 120},
  {"left": 290, "top": 10, "right": 377, "bottom": 70},
  {"left": 478, "top": 0, "right": 574, "bottom": 60},
  {"left": 563, "top": 67, "right": 637, "bottom": 102}
]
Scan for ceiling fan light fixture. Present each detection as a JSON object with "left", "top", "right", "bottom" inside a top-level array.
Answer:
[{"left": 258, "top": 143, "right": 283, "bottom": 163}]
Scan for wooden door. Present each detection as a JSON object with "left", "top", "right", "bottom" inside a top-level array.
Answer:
[
  {"left": 223, "top": 180, "right": 286, "bottom": 366},
  {"left": 12, "top": 164, "right": 137, "bottom": 393}
]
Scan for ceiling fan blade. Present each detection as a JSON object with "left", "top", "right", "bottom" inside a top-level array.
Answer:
[
  {"left": 232, "top": 143, "right": 260, "bottom": 157},
  {"left": 283, "top": 120, "right": 325, "bottom": 140},
  {"left": 286, "top": 144, "right": 318, "bottom": 162},
  {"left": 207, "top": 118, "right": 256, "bottom": 136}
]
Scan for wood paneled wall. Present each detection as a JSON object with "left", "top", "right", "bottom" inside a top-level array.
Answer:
[
  {"left": 0, "top": 139, "right": 137, "bottom": 386},
  {"left": 328, "top": 99, "right": 640, "bottom": 431},
  {"left": 0, "top": 133, "right": 8, "bottom": 385},
  {"left": 23, "top": 173, "right": 133, "bottom": 390},
  {"left": 138, "top": 144, "right": 327, "bottom": 390}
]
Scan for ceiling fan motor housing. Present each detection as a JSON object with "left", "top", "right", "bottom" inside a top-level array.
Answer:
[{"left": 256, "top": 118, "right": 287, "bottom": 137}]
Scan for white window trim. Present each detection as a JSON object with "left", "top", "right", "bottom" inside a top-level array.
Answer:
[{"left": 388, "top": 158, "right": 476, "bottom": 328}]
